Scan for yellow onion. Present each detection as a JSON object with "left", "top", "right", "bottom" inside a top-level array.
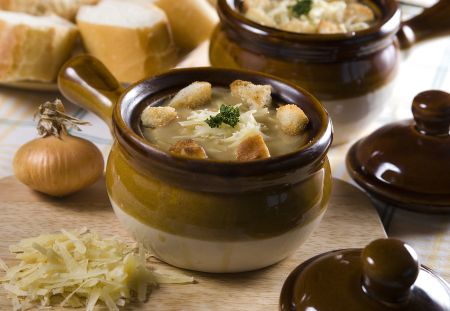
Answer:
[{"left": 13, "top": 100, "right": 104, "bottom": 197}]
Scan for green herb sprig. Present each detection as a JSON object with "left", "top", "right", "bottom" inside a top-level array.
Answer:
[
  {"left": 290, "top": 0, "right": 313, "bottom": 16},
  {"left": 205, "top": 105, "right": 240, "bottom": 128}
]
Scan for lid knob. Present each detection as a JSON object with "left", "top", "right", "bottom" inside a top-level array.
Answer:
[
  {"left": 361, "top": 238, "right": 419, "bottom": 305},
  {"left": 412, "top": 90, "right": 450, "bottom": 136}
]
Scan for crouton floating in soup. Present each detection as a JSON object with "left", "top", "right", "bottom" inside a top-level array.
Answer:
[
  {"left": 236, "top": 133, "right": 270, "bottom": 160},
  {"left": 230, "top": 79, "right": 272, "bottom": 108},
  {"left": 169, "top": 139, "right": 208, "bottom": 159},
  {"left": 277, "top": 104, "right": 309, "bottom": 136},
  {"left": 242, "top": 0, "right": 377, "bottom": 34},
  {"left": 141, "top": 106, "right": 177, "bottom": 128},
  {"left": 140, "top": 80, "right": 310, "bottom": 161},
  {"left": 169, "top": 81, "right": 212, "bottom": 109}
]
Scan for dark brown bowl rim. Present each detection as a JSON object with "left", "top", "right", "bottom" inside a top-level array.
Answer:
[
  {"left": 113, "top": 67, "right": 332, "bottom": 176},
  {"left": 218, "top": 0, "right": 401, "bottom": 43}
]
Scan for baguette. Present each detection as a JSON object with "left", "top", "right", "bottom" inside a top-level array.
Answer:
[
  {"left": 154, "top": 0, "right": 219, "bottom": 51},
  {"left": 0, "top": 0, "right": 99, "bottom": 21},
  {"left": 0, "top": 11, "right": 77, "bottom": 82},
  {"left": 76, "top": 1, "right": 177, "bottom": 83}
]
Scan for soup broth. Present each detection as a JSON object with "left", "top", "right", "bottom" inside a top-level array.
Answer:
[{"left": 141, "top": 82, "right": 309, "bottom": 161}]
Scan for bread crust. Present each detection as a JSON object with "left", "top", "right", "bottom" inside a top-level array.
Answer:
[
  {"left": 236, "top": 133, "right": 270, "bottom": 161},
  {"left": 230, "top": 80, "right": 272, "bottom": 108},
  {"left": 0, "top": 0, "right": 99, "bottom": 20},
  {"left": 169, "top": 81, "right": 212, "bottom": 109},
  {"left": 154, "top": 0, "right": 218, "bottom": 51},
  {"left": 276, "top": 104, "right": 309, "bottom": 136},
  {"left": 77, "top": 4, "right": 177, "bottom": 83},
  {"left": 0, "top": 13, "right": 77, "bottom": 82},
  {"left": 141, "top": 106, "right": 177, "bottom": 128},
  {"left": 170, "top": 139, "right": 208, "bottom": 159}
]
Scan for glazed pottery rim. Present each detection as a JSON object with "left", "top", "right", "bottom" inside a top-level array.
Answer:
[
  {"left": 218, "top": 0, "right": 401, "bottom": 43},
  {"left": 112, "top": 67, "right": 332, "bottom": 175},
  {"left": 346, "top": 140, "right": 450, "bottom": 213}
]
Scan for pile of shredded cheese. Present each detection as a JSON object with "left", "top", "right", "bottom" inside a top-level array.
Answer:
[
  {"left": 0, "top": 229, "right": 194, "bottom": 311},
  {"left": 178, "top": 104, "right": 270, "bottom": 149}
]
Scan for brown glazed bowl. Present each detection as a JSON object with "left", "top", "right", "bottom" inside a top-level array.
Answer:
[
  {"left": 280, "top": 238, "right": 450, "bottom": 310},
  {"left": 209, "top": 0, "right": 450, "bottom": 145},
  {"left": 346, "top": 90, "right": 450, "bottom": 213},
  {"left": 58, "top": 55, "right": 333, "bottom": 273}
]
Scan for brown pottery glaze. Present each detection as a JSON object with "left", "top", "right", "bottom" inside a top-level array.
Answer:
[
  {"left": 58, "top": 55, "right": 333, "bottom": 273},
  {"left": 346, "top": 90, "right": 450, "bottom": 213},
  {"left": 280, "top": 238, "right": 450, "bottom": 310},
  {"left": 209, "top": 0, "right": 450, "bottom": 144}
]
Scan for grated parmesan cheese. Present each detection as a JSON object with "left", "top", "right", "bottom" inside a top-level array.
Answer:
[
  {"left": 0, "top": 229, "right": 194, "bottom": 311},
  {"left": 177, "top": 104, "right": 269, "bottom": 148}
]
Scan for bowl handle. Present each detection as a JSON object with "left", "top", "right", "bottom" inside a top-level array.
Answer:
[
  {"left": 397, "top": 0, "right": 450, "bottom": 49},
  {"left": 58, "top": 55, "right": 125, "bottom": 130}
]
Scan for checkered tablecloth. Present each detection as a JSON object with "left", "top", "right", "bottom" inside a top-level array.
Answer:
[{"left": 0, "top": 2, "right": 448, "bottom": 282}]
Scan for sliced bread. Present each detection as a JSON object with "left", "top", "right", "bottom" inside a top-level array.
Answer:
[
  {"left": 0, "top": 11, "right": 77, "bottom": 82},
  {"left": 0, "top": 0, "right": 99, "bottom": 21},
  {"left": 76, "top": 1, "right": 177, "bottom": 83},
  {"left": 154, "top": 0, "right": 219, "bottom": 51}
]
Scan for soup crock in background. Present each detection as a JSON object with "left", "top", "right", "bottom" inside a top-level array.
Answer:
[
  {"left": 58, "top": 55, "right": 333, "bottom": 273},
  {"left": 210, "top": 0, "right": 450, "bottom": 145}
]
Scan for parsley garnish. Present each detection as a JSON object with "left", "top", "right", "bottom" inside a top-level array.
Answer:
[
  {"left": 290, "top": 0, "right": 313, "bottom": 16},
  {"left": 205, "top": 105, "right": 240, "bottom": 128}
]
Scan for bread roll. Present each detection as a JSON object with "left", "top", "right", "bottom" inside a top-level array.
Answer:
[
  {"left": 0, "top": 11, "right": 77, "bottom": 82},
  {"left": 0, "top": 0, "right": 99, "bottom": 21},
  {"left": 76, "top": 1, "right": 177, "bottom": 84},
  {"left": 154, "top": 0, "right": 219, "bottom": 51}
]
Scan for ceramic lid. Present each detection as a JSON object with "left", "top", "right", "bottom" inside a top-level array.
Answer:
[
  {"left": 346, "top": 90, "right": 450, "bottom": 213},
  {"left": 280, "top": 238, "right": 450, "bottom": 311}
]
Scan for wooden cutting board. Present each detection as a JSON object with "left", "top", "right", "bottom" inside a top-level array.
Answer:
[{"left": 0, "top": 176, "right": 386, "bottom": 310}]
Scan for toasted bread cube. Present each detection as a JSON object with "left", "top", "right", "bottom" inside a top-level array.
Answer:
[
  {"left": 276, "top": 104, "right": 309, "bottom": 136},
  {"left": 141, "top": 106, "right": 177, "bottom": 128},
  {"left": 230, "top": 80, "right": 272, "bottom": 108},
  {"left": 236, "top": 133, "right": 270, "bottom": 161},
  {"left": 280, "top": 19, "right": 315, "bottom": 33},
  {"left": 169, "top": 81, "right": 212, "bottom": 109},
  {"left": 344, "top": 3, "right": 374, "bottom": 23},
  {"left": 169, "top": 139, "right": 208, "bottom": 159},
  {"left": 317, "top": 20, "right": 343, "bottom": 34}
]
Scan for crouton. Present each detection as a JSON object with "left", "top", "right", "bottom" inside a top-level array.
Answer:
[
  {"left": 317, "top": 20, "right": 343, "bottom": 34},
  {"left": 169, "top": 81, "right": 212, "bottom": 109},
  {"left": 141, "top": 106, "right": 177, "bottom": 128},
  {"left": 344, "top": 3, "right": 375, "bottom": 23},
  {"left": 280, "top": 19, "right": 316, "bottom": 33},
  {"left": 230, "top": 80, "right": 272, "bottom": 108},
  {"left": 276, "top": 104, "right": 309, "bottom": 136},
  {"left": 236, "top": 133, "right": 270, "bottom": 161},
  {"left": 169, "top": 139, "right": 208, "bottom": 159}
]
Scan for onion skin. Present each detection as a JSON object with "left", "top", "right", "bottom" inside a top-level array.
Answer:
[{"left": 13, "top": 133, "right": 104, "bottom": 197}]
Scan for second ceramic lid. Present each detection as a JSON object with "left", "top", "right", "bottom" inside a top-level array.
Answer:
[
  {"left": 279, "top": 238, "right": 450, "bottom": 310},
  {"left": 346, "top": 90, "right": 450, "bottom": 213}
]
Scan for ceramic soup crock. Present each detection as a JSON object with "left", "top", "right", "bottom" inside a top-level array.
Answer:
[
  {"left": 58, "top": 55, "right": 333, "bottom": 273},
  {"left": 209, "top": 0, "right": 450, "bottom": 145},
  {"left": 280, "top": 238, "right": 450, "bottom": 310}
]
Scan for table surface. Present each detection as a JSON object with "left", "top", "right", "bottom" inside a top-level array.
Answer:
[
  {"left": 0, "top": 2, "right": 448, "bottom": 285},
  {"left": 0, "top": 176, "right": 386, "bottom": 310}
]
